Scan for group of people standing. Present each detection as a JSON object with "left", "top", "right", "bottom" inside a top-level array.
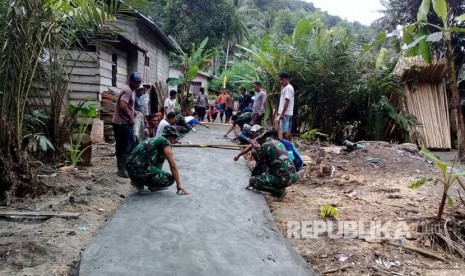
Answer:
[{"left": 110, "top": 70, "right": 297, "bottom": 200}]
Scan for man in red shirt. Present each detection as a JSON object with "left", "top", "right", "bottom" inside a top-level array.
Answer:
[{"left": 216, "top": 88, "right": 228, "bottom": 123}]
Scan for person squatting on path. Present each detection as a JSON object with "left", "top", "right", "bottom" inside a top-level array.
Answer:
[
  {"left": 223, "top": 111, "right": 253, "bottom": 138},
  {"left": 276, "top": 71, "right": 294, "bottom": 140},
  {"left": 112, "top": 72, "right": 142, "bottom": 178},
  {"left": 245, "top": 127, "right": 298, "bottom": 200},
  {"left": 234, "top": 127, "right": 303, "bottom": 172},
  {"left": 144, "top": 113, "right": 159, "bottom": 139},
  {"left": 207, "top": 104, "right": 220, "bottom": 122},
  {"left": 173, "top": 113, "right": 209, "bottom": 134},
  {"left": 127, "top": 125, "right": 189, "bottom": 195},
  {"left": 157, "top": 111, "right": 176, "bottom": 137}
]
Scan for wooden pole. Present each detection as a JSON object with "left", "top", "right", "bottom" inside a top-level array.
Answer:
[
  {"left": 203, "top": 122, "right": 232, "bottom": 126},
  {"left": 173, "top": 143, "right": 248, "bottom": 148}
]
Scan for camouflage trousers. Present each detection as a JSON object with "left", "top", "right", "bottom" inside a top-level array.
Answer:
[
  {"left": 249, "top": 173, "right": 298, "bottom": 195},
  {"left": 128, "top": 165, "right": 175, "bottom": 189}
]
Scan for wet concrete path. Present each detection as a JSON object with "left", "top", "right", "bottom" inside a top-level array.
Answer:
[{"left": 79, "top": 125, "right": 314, "bottom": 276}]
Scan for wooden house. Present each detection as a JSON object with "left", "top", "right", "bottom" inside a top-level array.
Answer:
[{"left": 66, "top": 7, "right": 176, "bottom": 120}]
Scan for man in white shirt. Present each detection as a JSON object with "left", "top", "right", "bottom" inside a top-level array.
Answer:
[
  {"left": 276, "top": 72, "right": 294, "bottom": 140},
  {"left": 157, "top": 112, "right": 177, "bottom": 137},
  {"left": 164, "top": 90, "right": 177, "bottom": 117}
]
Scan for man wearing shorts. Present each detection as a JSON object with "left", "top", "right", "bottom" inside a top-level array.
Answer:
[
  {"left": 276, "top": 72, "right": 294, "bottom": 140},
  {"left": 224, "top": 90, "right": 234, "bottom": 124}
]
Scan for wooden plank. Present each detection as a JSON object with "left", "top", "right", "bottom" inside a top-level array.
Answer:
[
  {"left": 117, "top": 66, "right": 128, "bottom": 76},
  {"left": 99, "top": 59, "right": 113, "bottom": 70},
  {"left": 100, "top": 68, "right": 113, "bottom": 79},
  {"left": 65, "top": 60, "right": 99, "bottom": 68},
  {"left": 117, "top": 73, "right": 128, "bottom": 82},
  {"left": 69, "top": 75, "right": 100, "bottom": 84},
  {"left": 69, "top": 91, "right": 99, "bottom": 101},
  {"left": 98, "top": 49, "right": 112, "bottom": 61},
  {"left": 67, "top": 67, "right": 99, "bottom": 76},
  {"left": 66, "top": 51, "right": 98, "bottom": 62},
  {"left": 100, "top": 77, "right": 112, "bottom": 87},
  {"left": 68, "top": 83, "right": 100, "bottom": 93},
  {"left": 203, "top": 122, "right": 232, "bottom": 126},
  {"left": 0, "top": 210, "right": 81, "bottom": 219}
]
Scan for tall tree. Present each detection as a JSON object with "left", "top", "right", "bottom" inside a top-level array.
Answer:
[{"left": 153, "top": 0, "right": 244, "bottom": 50}]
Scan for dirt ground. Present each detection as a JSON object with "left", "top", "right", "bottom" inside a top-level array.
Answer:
[
  {"left": 1, "top": 141, "right": 464, "bottom": 276},
  {"left": 265, "top": 141, "right": 465, "bottom": 275},
  {"left": 0, "top": 144, "right": 132, "bottom": 276}
]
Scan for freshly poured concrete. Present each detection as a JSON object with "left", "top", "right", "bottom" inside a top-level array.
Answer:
[{"left": 79, "top": 125, "right": 314, "bottom": 276}]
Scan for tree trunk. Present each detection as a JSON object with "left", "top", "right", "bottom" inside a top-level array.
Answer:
[
  {"left": 446, "top": 35, "right": 465, "bottom": 156},
  {"left": 179, "top": 82, "right": 191, "bottom": 113},
  {"left": 437, "top": 190, "right": 447, "bottom": 221}
]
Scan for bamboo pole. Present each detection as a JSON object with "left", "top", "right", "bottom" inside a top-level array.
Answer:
[
  {"left": 174, "top": 143, "right": 248, "bottom": 148},
  {"left": 203, "top": 122, "right": 233, "bottom": 126}
]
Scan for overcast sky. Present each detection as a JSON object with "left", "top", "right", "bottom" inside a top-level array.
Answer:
[{"left": 305, "top": 0, "right": 385, "bottom": 25}]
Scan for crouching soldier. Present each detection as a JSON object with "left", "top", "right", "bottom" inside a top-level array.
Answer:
[
  {"left": 223, "top": 111, "right": 253, "bottom": 138},
  {"left": 127, "top": 125, "right": 189, "bottom": 195},
  {"left": 246, "top": 128, "right": 298, "bottom": 200}
]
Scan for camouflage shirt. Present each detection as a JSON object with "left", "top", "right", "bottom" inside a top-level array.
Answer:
[
  {"left": 235, "top": 112, "right": 253, "bottom": 127},
  {"left": 239, "top": 112, "right": 253, "bottom": 122},
  {"left": 258, "top": 137, "right": 296, "bottom": 177},
  {"left": 127, "top": 136, "right": 171, "bottom": 170}
]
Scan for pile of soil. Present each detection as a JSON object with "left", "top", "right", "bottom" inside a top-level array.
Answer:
[
  {"left": 0, "top": 144, "right": 132, "bottom": 275},
  {"left": 265, "top": 141, "right": 465, "bottom": 275}
]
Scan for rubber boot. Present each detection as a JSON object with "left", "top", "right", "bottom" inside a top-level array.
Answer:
[
  {"left": 130, "top": 180, "right": 151, "bottom": 195},
  {"left": 116, "top": 155, "right": 129, "bottom": 178}
]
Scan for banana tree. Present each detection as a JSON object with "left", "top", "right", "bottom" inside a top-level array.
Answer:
[
  {"left": 169, "top": 37, "right": 219, "bottom": 112},
  {"left": 409, "top": 148, "right": 465, "bottom": 220}
]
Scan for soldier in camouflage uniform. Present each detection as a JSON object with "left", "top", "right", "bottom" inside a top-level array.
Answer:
[
  {"left": 174, "top": 114, "right": 192, "bottom": 135},
  {"left": 127, "top": 125, "right": 189, "bottom": 195},
  {"left": 223, "top": 111, "right": 253, "bottom": 137},
  {"left": 246, "top": 128, "right": 298, "bottom": 200}
]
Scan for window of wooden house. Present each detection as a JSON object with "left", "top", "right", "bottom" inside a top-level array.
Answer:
[
  {"left": 112, "top": 54, "right": 117, "bottom": 87},
  {"left": 145, "top": 55, "right": 150, "bottom": 67},
  {"left": 144, "top": 54, "right": 151, "bottom": 82}
]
